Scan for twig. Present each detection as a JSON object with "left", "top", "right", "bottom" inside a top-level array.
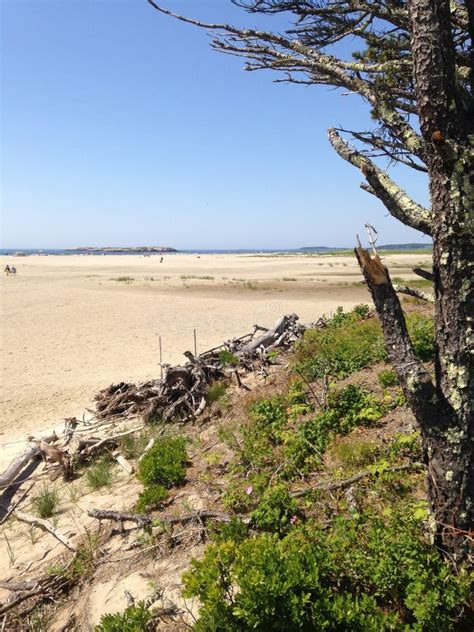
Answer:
[
  {"left": 291, "top": 463, "right": 423, "bottom": 498},
  {"left": 14, "top": 511, "right": 77, "bottom": 551},
  {"left": 0, "top": 482, "right": 35, "bottom": 525},
  {"left": 87, "top": 508, "right": 234, "bottom": 528},
  {"left": 78, "top": 426, "right": 144, "bottom": 459}
]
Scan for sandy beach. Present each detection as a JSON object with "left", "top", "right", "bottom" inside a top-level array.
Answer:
[{"left": 0, "top": 252, "right": 430, "bottom": 467}]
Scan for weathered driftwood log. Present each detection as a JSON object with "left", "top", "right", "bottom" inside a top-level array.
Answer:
[
  {"left": 0, "top": 573, "right": 68, "bottom": 616},
  {"left": 238, "top": 313, "right": 301, "bottom": 356},
  {"left": 76, "top": 426, "right": 143, "bottom": 461},
  {"left": 87, "top": 508, "right": 232, "bottom": 527},
  {"left": 94, "top": 314, "right": 307, "bottom": 424},
  {"left": 0, "top": 433, "right": 57, "bottom": 491},
  {"left": 0, "top": 580, "right": 38, "bottom": 592}
]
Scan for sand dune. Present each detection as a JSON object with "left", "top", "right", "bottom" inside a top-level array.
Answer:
[{"left": 0, "top": 252, "right": 430, "bottom": 467}]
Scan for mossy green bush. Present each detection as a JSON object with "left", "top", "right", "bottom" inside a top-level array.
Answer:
[
  {"left": 183, "top": 510, "right": 472, "bottom": 631},
  {"left": 138, "top": 436, "right": 187, "bottom": 488},
  {"left": 95, "top": 601, "right": 154, "bottom": 631},
  {"left": 295, "top": 306, "right": 434, "bottom": 381},
  {"left": 295, "top": 307, "right": 386, "bottom": 380},
  {"left": 378, "top": 367, "right": 399, "bottom": 387},
  {"left": 250, "top": 484, "right": 299, "bottom": 534},
  {"left": 135, "top": 484, "right": 168, "bottom": 513},
  {"left": 406, "top": 313, "right": 435, "bottom": 360},
  {"left": 284, "top": 385, "right": 385, "bottom": 474}
]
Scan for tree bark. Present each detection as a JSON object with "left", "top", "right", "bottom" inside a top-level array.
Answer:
[{"left": 406, "top": 0, "right": 474, "bottom": 558}]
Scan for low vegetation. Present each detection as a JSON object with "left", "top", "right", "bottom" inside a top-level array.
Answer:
[
  {"left": 33, "top": 484, "right": 61, "bottom": 519},
  {"left": 294, "top": 305, "right": 434, "bottom": 380},
  {"left": 95, "top": 601, "right": 155, "bottom": 632},
  {"left": 110, "top": 276, "right": 134, "bottom": 283},
  {"left": 15, "top": 306, "right": 472, "bottom": 630},
  {"left": 183, "top": 510, "right": 471, "bottom": 631},
  {"left": 85, "top": 458, "right": 114, "bottom": 490},
  {"left": 136, "top": 435, "right": 188, "bottom": 512}
]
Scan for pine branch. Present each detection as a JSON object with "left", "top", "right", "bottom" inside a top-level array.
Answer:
[{"left": 328, "top": 129, "right": 432, "bottom": 234}]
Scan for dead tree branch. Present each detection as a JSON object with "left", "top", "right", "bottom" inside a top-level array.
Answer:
[
  {"left": 291, "top": 463, "right": 423, "bottom": 498},
  {"left": 394, "top": 284, "right": 435, "bottom": 303},
  {"left": 14, "top": 511, "right": 77, "bottom": 552}
]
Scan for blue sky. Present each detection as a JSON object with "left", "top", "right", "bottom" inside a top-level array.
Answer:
[{"left": 1, "top": 0, "right": 431, "bottom": 249}]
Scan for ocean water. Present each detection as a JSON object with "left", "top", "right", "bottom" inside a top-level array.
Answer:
[{"left": 1, "top": 248, "right": 311, "bottom": 256}]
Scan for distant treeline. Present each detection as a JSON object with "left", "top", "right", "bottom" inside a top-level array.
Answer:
[{"left": 300, "top": 243, "right": 432, "bottom": 253}]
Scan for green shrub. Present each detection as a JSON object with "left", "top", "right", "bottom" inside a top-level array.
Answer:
[
  {"left": 119, "top": 431, "right": 151, "bottom": 460},
  {"left": 406, "top": 313, "right": 435, "bottom": 360},
  {"left": 206, "top": 381, "right": 227, "bottom": 404},
  {"left": 251, "top": 485, "right": 299, "bottom": 534},
  {"left": 378, "top": 368, "right": 399, "bottom": 387},
  {"left": 138, "top": 436, "right": 187, "bottom": 488},
  {"left": 135, "top": 484, "right": 168, "bottom": 513},
  {"left": 331, "top": 438, "right": 379, "bottom": 469},
  {"left": 218, "top": 350, "right": 239, "bottom": 366},
  {"left": 239, "top": 385, "right": 384, "bottom": 480},
  {"left": 249, "top": 396, "right": 287, "bottom": 431},
  {"left": 33, "top": 484, "right": 61, "bottom": 519},
  {"left": 95, "top": 601, "right": 154, "bottom": 631},
  {"left": 222, "top": 473, "right": 270, "bottom": 513},
  {"left": 210, "top": 518, "right": 250, "bottom": 544},
  {"left": 389, "top": 433, "right": 422, "bottom": 460},
  {"left": 86, "top": 458, "right": 113, "bottom": 490},
  {"left": 295, "top": 311, "right": 386, "bottom": 380},
  {"left": 183, "top": 511, "right": 472, "bottom": 631},
  {"left": 283, "top": 385, "right": 384, "bottom": 475}
]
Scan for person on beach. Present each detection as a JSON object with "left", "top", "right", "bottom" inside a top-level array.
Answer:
[
  {"left": 11, "top": 265, "right": 17, "bottom": 275},
  {"left": 4, "top": 265, "right": 11, "bottom": 276}
]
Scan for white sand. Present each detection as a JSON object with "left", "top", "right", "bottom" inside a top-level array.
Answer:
[{"left": 0, "top": 252, "right": 430, "bottom": 467}]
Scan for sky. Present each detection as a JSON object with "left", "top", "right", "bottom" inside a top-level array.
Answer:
[{"left": 1, "top": 0, "right": 432, "bottom": 250}]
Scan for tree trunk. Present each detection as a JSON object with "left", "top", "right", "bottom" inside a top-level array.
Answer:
[
  {"left": 425, "top": 149, "right": 474, "bottom": 557},
  {"left": 356, "top": 205, "right": 473, "bottom": 558},
  {"left": 405, "top": 0, "right": 474, "bottom": 558}
]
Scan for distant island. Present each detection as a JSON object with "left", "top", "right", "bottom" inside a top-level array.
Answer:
[{"left": 67, "top": 246, "right": 177, "bottom": 254}]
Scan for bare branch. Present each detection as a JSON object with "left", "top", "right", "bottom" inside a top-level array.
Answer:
[
  {"left": 394, "top": 284, "right": 435, "bottom": 303},
  {"left": 15, "top": 511, "right": 77, "bottom": 551},
  {"left": 413, "top": 267, "right": 434, "bottom": 282},
  {"left": 329, "top": 129, "right": 432, "bottom": 234}
]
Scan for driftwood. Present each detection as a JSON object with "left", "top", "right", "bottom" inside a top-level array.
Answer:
[
  {"left": 0, "top": 580, "right": 38, "bottom": 592},
  {"left": 94, "top": 314, "right": 308, "bottom": 424},
  {"left": 0, "top": 483, "right": 35, "bottom": 526},
  {"left": 0, "top": 434, "right": 57, "bottom": 491},
  {"left": 87, "top": 508, "right": 232, "bottom": 528},
  {"left": 77, "top": 426, "right": 143, "bottom": 461},
  {"left": 114, "top": 454, "right": 134, "bottom": 474},
  {"left": 0, "top": 572, "right": 68, "bottom": 616},
  {"left": 291, "top": 463, "right": 423, "bottom": 498},
  {"left": 14, "top": 511, "right": 77, "bottom": 552}
]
